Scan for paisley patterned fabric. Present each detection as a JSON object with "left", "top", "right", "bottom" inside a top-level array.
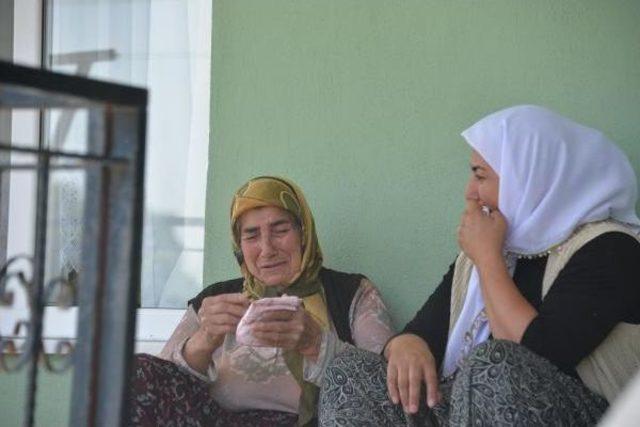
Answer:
[
  {"left": 447, "top": 340, "right": 608, "bottom": 426},
  {"left": 318, "top": 347, "right": 423, "bottom": 426},
  {"left": 129, "top": 354, "right": 298, "bottom": 426},
  {"left": 319, "top": 340, "right": 608, "bottom": 426}
]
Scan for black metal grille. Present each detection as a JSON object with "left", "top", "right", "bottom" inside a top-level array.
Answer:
[{"left": 0, "top": 60, "right": 147, "bottom": 427}]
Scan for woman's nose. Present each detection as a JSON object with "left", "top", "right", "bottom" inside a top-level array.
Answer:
[
  {"left": 464, "top": 179, "right": 478, "bottom": 200},
  {"left": 259, "top": 234, "right": 277, "bottom": 255}
]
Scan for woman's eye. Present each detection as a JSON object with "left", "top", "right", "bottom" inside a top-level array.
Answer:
[
  {"left": 274, "top": 227, "right": 291, "bottom": 235},
  {"left": 242, "top": 234, "right": 258, "bottom": 242}
]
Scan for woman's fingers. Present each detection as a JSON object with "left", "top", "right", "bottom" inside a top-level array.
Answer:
[
  {"left": 251, "top": 315, "right": 302, "bottom": 333},
  {"left": 200, "top": 314, "right": 239, "bottom": 336},
  {"left": 458, "top": 198, "right": 508, "bottom": 263},
  {"left": 199, "top": 293, "right": 250, "bottom": 319},
  {"left": 402, "top": 361, "right": 438, "bottom": 413},
  {"left": 423, "top": 362, "right": 440, "bottom": 407},
  {"left": 396, "top": 364, "right": 410, "bottom": 412},
  {"left": 197, "top": 294, "right": 251, "bottom": 341},
  {"left": 255, "top": 309, "right": 296, "bottom": 322},
  {"left": 249, "top": 309, "right": 310, "bottom": 349},
  {"left": 251, "top": 330, "right": 284, "bottom": 345},
  {"left": 203, "top": 312, "right": 238, "bottom": 325},
  {"left": 217, "top": 293, "right": 251, "bottom": 305},
  {"left": 220, "top": 302, "right": 250, "bottom": 318},
  {"left": 201, "top": 293, "right": 250, "bottom": 309},
  {"left": 385, "top": 334, "right": 439, "bottom": 413},
  {"left": 408, "top": 364, "right": 422, "bottom": 413},
  {"left": 465, "top": 199, "right": 482, "bottom": 212},
  {"left": 386, "top": 364, "right": 400, "bottom": 405},
  {"left": 251, "top": 330, "right": 297, "bottom": 348},
  {"left": 199, "top": 310, "right": 242, "bottom": 328}
]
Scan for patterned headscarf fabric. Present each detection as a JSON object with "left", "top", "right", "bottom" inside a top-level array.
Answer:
[
  {"left": 443, "top": 105, "right": 640, "bottom": 377},
  {"left": 230, "top": 176, "right": 327, "bottom": 426}
]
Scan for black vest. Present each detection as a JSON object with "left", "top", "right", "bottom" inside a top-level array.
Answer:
[{"left": 188, "top": 267, "right": 364, "bottom": 344}]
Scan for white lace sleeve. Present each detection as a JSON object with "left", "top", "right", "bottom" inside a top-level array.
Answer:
[
  {"left": 304, "top": 278, "right": 395, "bottom": 385},
  {"left": 349, "top": 278, "right": 396, "bottom": 354}
]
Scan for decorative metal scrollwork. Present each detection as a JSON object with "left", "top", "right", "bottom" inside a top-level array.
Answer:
[
  {"left": 0, "top": 255, "right": 35, "bottom": 372},
  {"left": 41, "top": 275, "right": 77, "bottom": 373},
  {"left": 0, "top": 255, "right": 77, "bottom": 373}
]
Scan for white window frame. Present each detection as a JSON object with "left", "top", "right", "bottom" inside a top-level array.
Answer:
[{"left": 0, "top": 307, "right": 185, "bottom": 354}]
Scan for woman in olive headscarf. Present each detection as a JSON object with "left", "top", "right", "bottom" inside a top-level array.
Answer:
[{"left": 129, "top": 176, "right": 394, "bottom": 426}]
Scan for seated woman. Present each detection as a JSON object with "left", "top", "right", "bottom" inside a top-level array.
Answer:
[
  {"left": 129, "top": 176, "right": 395, "bottom": 426},
  {"left": 319, "top": 105, "right": 640, "bottom": 426}
]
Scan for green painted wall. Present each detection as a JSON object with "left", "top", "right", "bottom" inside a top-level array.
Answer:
[
  {"left": 205, "top": 0, "right": 640, "bottom": 328},
  {"left": 0, "top": 361, "right": 72, "bottom": 426}
]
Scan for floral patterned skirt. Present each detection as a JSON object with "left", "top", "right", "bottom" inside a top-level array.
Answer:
[
  {"left": 319, "top": 340, "right": 608, "bottom": 426},
  {"left": 128, "top": 353, "right": 299, "bottom": 427}
]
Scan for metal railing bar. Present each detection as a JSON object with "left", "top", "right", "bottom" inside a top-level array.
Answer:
[
  {"left": 24, "top": 153, "right": 50, "bottom": 427},
  {"left": 0, "top": 161, "right": 124, "bottom": 171},
  {"left": 0, "top": 143, "right": 129, "bottom": 164}
]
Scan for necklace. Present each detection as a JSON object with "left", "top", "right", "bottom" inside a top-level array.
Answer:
[{"left": 510, "top": 247, "right": 557, "bottom": 260}]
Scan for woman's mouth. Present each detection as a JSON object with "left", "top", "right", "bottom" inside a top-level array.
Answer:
[{"left": 260, "top": 261, "right": 286, "bottom": 270}]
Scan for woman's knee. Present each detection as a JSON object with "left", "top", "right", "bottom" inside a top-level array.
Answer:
[
  {"left": 322, "top": 347, "right": 387, "bottom": 395},
  {"left": 456, "top": 339, "right": 545, "bottom": 387},
  {"left": 465, "top": 339, "right": 530, "bottom": 366},
  {"left": 457, "top": 339, "right": 565, "bottom": 396},
  {"left": 133, "top": 354, "right": 170, "bottom": 378},
  {"left": 134, "top": 353, "right": 160, "bottom": 369},
  {"left": 130, "top": 353, "right": 191, "bottom": 396},
  {"left": 326, "top": 347, "right": 385, "bottom": 375},
  {"left": 319, "top": 348, "right": 402, "bottom": 426}
]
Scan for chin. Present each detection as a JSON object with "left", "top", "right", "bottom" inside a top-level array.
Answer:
[
  {"left": 259, "top": 274, "right": 290, "bottom": 287},
  {"left": 260, "top": 280, "right": 283, "bottom": 287}
]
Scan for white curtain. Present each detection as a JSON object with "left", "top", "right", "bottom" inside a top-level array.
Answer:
[
  {"left": 44, "top": 0, "right": 211, "bottom": 308},
  {"left": 141, "top": 0, "right": 210, "bottom": 307}
]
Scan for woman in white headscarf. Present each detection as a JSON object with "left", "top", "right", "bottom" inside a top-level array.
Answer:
[{"left": 319, "top": 105, "right": 640, "bottom": 426}]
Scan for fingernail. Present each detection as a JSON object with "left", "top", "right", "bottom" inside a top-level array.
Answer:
[
  {"left": 428, "top": 398, "right": 435, "bottom": 407},
  {"left": 410, "top": 404, "right": 417, "bottom": 413}
]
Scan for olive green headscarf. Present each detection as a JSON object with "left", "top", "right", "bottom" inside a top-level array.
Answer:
[{"left": 230, "top": 176, "right": 326, "bottom": 426}]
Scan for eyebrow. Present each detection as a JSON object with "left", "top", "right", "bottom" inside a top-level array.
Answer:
[
  {"left": 241, "top": 226, "right": 259, "bottom": 235},
  {"left": 269, "top": 219, "right": 293, "bottom": 229},
  {"left": 240, "top": 218, "right": 293, "bottom": 235}
]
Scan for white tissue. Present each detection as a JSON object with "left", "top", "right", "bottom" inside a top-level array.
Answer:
[{"left": 235, "top": 295, "right": 302, "bottom": 346}]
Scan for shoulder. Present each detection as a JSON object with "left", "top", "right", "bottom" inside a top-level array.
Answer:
[
  {"left": 319, "top": 267, "right": 368, "bottom": 315},
  {"left": 569, "top": 231, "right": 640, "bottom": 263},
  {"left": 319, "top": 267, "right": 366, "bottom": 293},
  {"left": 320, "top": 267, "right": 366, "bottom": 283},
  {"left": 187, "top": 277, "right": 244, "bottom": 312},
  {"left": 550, "top": 231, "right": 640, "bottom": 304},
  {"left": 320, "top": 267, "right": 387, "bottom": 312}
]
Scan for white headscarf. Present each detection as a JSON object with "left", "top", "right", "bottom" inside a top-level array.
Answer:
[{"left": 442, "top": 105, "right": 640, "bottom": 378}]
